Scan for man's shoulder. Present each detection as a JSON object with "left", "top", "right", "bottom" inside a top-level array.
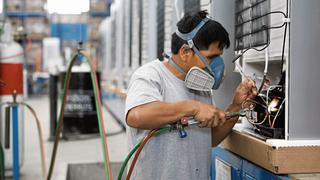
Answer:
[{"left": 132, "top": 60, "right": 163, "bottom": 78}]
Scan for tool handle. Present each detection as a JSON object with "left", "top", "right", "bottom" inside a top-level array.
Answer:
[
  {"left": 226, "top": 112, "right": 240, "bottom": 119},
  {"left": 226, "top": 109, "right": 247, "bottom": 119},
  {"left": 5, "top": 106, "right": 10, "bottom": 149}
]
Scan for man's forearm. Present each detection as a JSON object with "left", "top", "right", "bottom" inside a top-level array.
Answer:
[
  {"left": 127, "top": 100, "right": 199, "bottom": 130},
  {"left": 211, "top": 103, "right": 241, "bottom": 147}
]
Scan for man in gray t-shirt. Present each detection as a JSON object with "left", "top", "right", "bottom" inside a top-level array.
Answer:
[{"left": 125, "top": 11, "right": 257, "bottom": 180}]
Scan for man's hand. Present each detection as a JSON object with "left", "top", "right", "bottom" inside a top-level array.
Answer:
[
  {"left": 232, "top": 79, "right": 257, "bottom": 108},
  {"left": 210, "top": 80, "right": 257, "bottom": 147},
  {"left": 194, "top": 102, "right": 226, "bottom": 128}
]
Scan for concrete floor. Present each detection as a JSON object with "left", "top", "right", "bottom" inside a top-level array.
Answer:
[{"left": 7, "top": 95, "right": 127, "bottom": 180}]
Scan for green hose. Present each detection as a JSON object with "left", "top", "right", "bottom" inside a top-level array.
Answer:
[
  {"left": 0, "top": 143, "right": 5, "bottom": 180},
  {"left": 117, "top": 127, "right": 171, "bottom": 180},
  {"left": 81, "top": 53, "right": 112, "bottom": 179}
]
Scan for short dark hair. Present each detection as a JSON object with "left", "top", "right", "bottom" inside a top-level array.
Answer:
[{"left": 171, "top": 11, "right": 230, "bottom": 54}]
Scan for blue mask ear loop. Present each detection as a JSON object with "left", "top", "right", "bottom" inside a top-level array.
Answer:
[
  {"left": 163, "top": 53, "right": 187, "bottom": 75},
  {"left": 187, "top": 40, "right": 215, "bottom": 76},
  {"left": 168, "top": 57, "right": 187, "bottom": 76}
]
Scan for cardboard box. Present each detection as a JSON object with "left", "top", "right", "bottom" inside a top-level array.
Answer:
[{"left": 220, "top": 130, "right": 320, "bottom": 174}]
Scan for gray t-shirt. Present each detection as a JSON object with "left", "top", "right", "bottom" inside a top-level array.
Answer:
[{"left": 125, "top": 60, "right": 214, "bottom": 180}]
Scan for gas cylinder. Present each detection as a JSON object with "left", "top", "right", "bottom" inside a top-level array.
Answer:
[{"left": 0, "top": 21, "right": 25, "bottom": 174}]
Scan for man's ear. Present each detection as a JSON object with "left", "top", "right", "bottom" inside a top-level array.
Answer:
[{"left": 179, "top": 45, "right": 193, "bottom": 62}]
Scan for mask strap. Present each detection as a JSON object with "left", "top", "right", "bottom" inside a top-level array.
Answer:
[
  {"left": 189, "top": 43, "right": 214, "bottom": 74},
  {"left": 175, "top": 17, "right": 209, "bottom": 40},
  {"left": 164, "top": 53, "right": 187, "bottom": 75}
]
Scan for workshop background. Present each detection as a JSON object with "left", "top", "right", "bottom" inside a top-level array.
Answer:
[{"left": 0, "top": 0, "right": 320, "bottom": 180}]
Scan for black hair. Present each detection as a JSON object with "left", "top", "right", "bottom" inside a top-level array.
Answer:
[{"left": 171, "top": 10, "right": 230, "bottom": 54}]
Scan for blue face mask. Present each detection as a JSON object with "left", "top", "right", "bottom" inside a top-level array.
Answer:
[{"left": 204, "top": 56, "right": 225, "bottom": 89}]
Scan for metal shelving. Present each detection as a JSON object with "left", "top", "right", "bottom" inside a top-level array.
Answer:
[{"left": 6, "top": 12, "right": 47, "bottom": 18}]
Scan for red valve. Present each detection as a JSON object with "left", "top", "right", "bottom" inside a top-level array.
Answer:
[{"left": 180, "top": 117, "right": 189, "bottom": 125}]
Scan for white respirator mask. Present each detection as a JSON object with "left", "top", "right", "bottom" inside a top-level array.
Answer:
[{"left": 166, "top": 55, "right": 213, "bottom": 91}]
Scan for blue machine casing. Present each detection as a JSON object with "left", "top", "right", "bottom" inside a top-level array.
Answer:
[
  {"left": 211, "top": 147, "right": 242, "bottom": 180},
  {"left": 211, "top": 147, "right": 290, "bottom": 180}
]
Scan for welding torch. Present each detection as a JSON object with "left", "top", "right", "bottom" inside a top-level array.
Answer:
[{"left": 173, "top": 109, "right": 247, "bottom": 138}]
